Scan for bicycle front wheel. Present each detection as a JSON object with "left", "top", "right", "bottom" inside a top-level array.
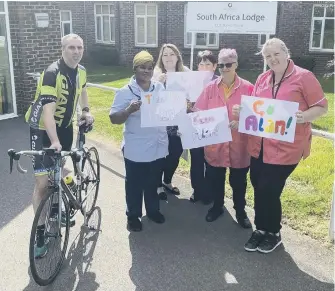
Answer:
[
  {"left": 80, "top": 146, "right": 100, "bottom": 216},
  {"left": 29, "top": 188, "right": 70, "bottom": 286}
]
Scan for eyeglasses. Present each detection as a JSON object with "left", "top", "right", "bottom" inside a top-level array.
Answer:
[{"left": 218, "top": 62, "right": 236, "bottom": 69}]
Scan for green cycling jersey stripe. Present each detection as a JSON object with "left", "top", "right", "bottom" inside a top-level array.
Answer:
[{"left": 40, "top": 85, "right": 57, "bottom": 97}]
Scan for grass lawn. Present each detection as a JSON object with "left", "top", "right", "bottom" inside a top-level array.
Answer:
[{"left": 86, "top": 65, "right": 334, "bottom": 243}]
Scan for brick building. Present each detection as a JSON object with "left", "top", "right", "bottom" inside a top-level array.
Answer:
[{"left": 0, "top": 1, "right": 333, "bottom": 120}]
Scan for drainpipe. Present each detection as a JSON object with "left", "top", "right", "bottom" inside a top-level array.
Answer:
[
  {"left": 117, "top": 2, "right": 122, "bottom": 65},
  {"left": 83, "top": 0, "right": 88, "bottom": 62}
]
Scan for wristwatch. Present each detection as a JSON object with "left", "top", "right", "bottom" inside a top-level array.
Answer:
[{"left": 82, "top": 107, "right": 90, "bottom": 113}]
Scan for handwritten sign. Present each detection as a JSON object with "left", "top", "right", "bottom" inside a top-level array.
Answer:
[
  {"left": 166, "top": 71, "right": 213, "bottom": 102},
  {"left": 238, "top": 96, "right": 299, "bottom": 143},
  {"left": 178, "top": 107, "right": 232, "bottom": 149},
  {"left": 140, "top": 91, "right": 187, "bottom": 127}
]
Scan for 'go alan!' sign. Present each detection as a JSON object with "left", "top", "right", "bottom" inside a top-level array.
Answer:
[{"left": 238, "top": 96, "right": 299, "bottom": 143}]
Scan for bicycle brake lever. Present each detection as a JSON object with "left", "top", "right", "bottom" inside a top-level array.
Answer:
[
  {"left": 8, "top": 149, "right": 15, "bottom": 174},
  {"left": 9, "top": 156, "right": 13, "bottom": 174}
]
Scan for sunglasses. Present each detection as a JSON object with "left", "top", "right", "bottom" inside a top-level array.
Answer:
[{"left": 218, "top": 62, "right": 236, "bottom": 69}]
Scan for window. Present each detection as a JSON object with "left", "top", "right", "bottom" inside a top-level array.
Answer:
[
  {"left": 184, "top": 4, "right": 219, "bottom": 48},
  {"left": 134, "top": 4, "right": 158, "bottom": 47},
  {"left": 310, "top": 4, "right": 334, "bottom": 51},
  {"left": 258, "top": 34, "right": 275, "bottom": 48},
  {"left": 95, "top": 4, "right": 116, "bottom": 44},
  {"left": 60, "top": 10, "right": 72, "bottom": 37}
]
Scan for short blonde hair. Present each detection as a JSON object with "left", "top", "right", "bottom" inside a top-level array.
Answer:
[
  {"left": 154, "top": 43, "right": 185, "bottom": 73},
  {"left": 61, "top": 34, "right": 83, "bottom": 49},
  {"left": 259, "top": 37, "right": 290, "bottom": 58}
]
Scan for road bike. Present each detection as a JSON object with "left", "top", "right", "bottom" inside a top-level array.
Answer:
[{"left": 8, "top": 123, "right": 100, "bottom": 286}]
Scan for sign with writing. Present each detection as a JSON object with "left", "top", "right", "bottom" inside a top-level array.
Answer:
[
  {"left": 140, "top": 91, "right": 187, "bottom": 127},
  {"left": 166, "top": 71, "right": 213, "bottom": 102},
  {"left": 238, "top": 96, "right": 299, "bottom": 143},
  {"left": 178, "top": 107, "right": 232, "bottom": 149},
  {"left": 186, "top": 1, "right": 277, "bottom": 34}
]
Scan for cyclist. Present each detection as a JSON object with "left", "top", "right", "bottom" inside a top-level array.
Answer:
[{"left": 25, "top": 34, "right": 94, "bottom": 258}]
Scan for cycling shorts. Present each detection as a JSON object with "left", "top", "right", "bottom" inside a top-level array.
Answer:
[{"left": 30, "top": 124, "right": 73, "bottom": 176}]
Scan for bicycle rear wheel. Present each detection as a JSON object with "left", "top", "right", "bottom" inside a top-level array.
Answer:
[
  {"left": 80, "top": 146, "right": 100, "bottom": 216},
  {"left": 29, "top": 188, "right": 70, "bottom": 286}
]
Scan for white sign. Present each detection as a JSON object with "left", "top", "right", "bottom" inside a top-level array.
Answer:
[
  {"left": 178, "top": 107, "right": 232, "bottom": 149},
  {"left": 166, "top": 71, "right": 213, "bottom": 102},
  {"left": 35, "top": 13, "right": 49, "bottom": 28},
  {"left": 186, "top": 1, "right": 277, "bottom": 34},
  {"left": 238, "top": 96, "right": 299, "bottom": 143},
  {"left": 140, "top": 91, "right": 187, "bottom": 127}
]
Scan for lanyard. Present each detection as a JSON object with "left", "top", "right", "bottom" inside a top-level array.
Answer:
[
  {"left": 128, "top": 84, "right": 155, "bottom": 100},
  {"left": 272, "top": 61, "right": 290, "bottom": 99}
]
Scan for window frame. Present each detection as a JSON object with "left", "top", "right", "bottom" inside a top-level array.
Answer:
[
  {"left": 94, "top": 3, "right": 116, "bottom": 44},
  {"left": 309, "top": 4, "right": 334, "bottom": 52},
  {"left": 184, "top": 4, "right": 219, "bottom": 49},
  {"left": 134, "top": 3, "right": 158, "bottom": 48},
  {"left": 257, "top": 34, "right": 275, "bottom": 49},
  {"left": 60, "top": 10, "right": 72, "bottom": 38}
]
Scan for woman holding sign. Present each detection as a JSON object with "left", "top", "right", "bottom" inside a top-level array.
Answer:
[
  {"left": 153, "top": 43, "right": 190, "bottom": 200},
  {"left": 240, "top": 38, "right": 328, "bottom": 253},
  {"left": 109, "top": 51, "right": 167, "bottom": 232},
  {"left": 194, "top": 48, "right": 254, "bottom": 228},
  {"left": 189, "top": 50, "right": 219, "bottom": 204}
]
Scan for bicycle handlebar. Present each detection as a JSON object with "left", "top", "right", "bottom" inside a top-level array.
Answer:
[
  {"left": 8, "top": 148, "right": 81, "bottom": 175},
  {"left": 8, "top": 119, "right": 93, "bottom": 175}
]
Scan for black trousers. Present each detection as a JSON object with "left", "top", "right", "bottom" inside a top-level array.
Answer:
[
  {"left": 206, "top": 163, "right": 250, "bottom": 216},
  {"left": 250, "top": 153, "right": 297, "bottom": 233},
  {"left": 190, "top": 147, "right": 206, "bottom": 198},
  {"left": 124, "top": 157, "right": 165, "bottom": 218},
  {"left": 159, "top": 135, "right": 183, "bottom": 186}
]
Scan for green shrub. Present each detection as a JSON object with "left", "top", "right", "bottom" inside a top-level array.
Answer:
[{"left": 324, "top": 59, "right": 334, "bottom": 79}]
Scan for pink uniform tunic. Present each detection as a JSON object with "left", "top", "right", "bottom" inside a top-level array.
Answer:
[
  {"left": 247, "top": 60, "right": 327, "bottom": 165},
  {"left": 195, "top": 75, "right": 254, "bottom": 168}
]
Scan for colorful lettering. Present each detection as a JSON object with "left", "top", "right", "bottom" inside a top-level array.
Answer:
[
  {"left": 266, "top": 105, "right": 275, "bottom": 115},
  {"left": 285, "top": 117, "right": 293, "bottom": 134},
  {"left": 259, "top": 117, "right": 264, "bottom": 132},
  {"left": 192, "top": 114, "right": 215, "bottom": 125},
  {"left": 264, "top": 119, "right": 275, "bottom": 133},
  {"left": 245, "top": 116, "right": 292, "bottom": 136},
  {"left": 252, "top": 100, "right": 265, "bottom": 117},
  {"left": 275, "top": 120, "right": 286, "bottom": 135},
  {"left": 193, "top": 126, "right": 219, "bottom": 141},
  {"left": 245, "top": 115, "right": 258, "bottom": 131}
]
